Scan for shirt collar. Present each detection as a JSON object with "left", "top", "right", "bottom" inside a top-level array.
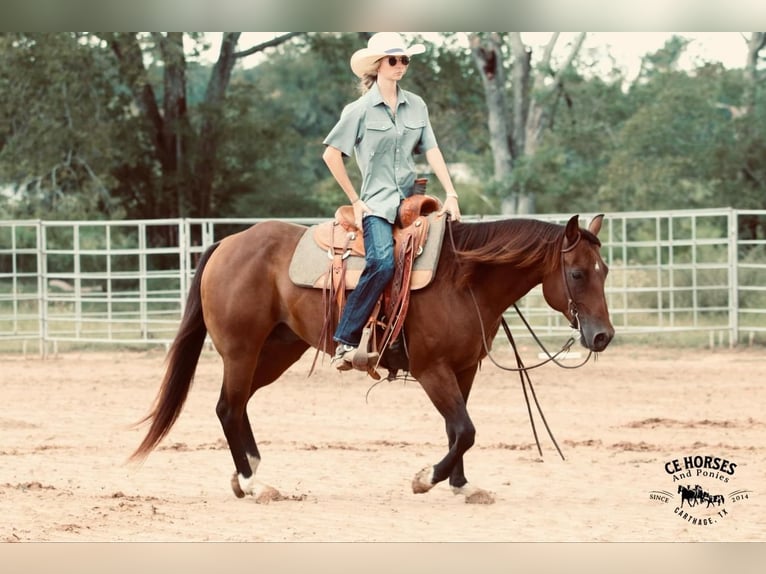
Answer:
[{"left": 368, "top": 82, "right": 409, "bottom": 107}]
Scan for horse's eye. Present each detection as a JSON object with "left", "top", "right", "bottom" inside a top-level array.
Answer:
[{"left": 570, "top": 269, "right": 584, "bottom": 281}]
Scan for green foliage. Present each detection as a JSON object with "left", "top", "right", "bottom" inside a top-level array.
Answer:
[
  {"left": 599, "top": 66, "right": 755, "bottom": 212},
  {"left": 636, "top": 35, "right": 691, "bottom": 79},
  {"left": 1, "top": 32, "right": 764, "bottom": 221},
  {"left": 0, "top": 33, "right": 130, "bottom": 219},
  {"left": 210, "top": 34, "right": 350, "bottom": 218},
  {"left": 500, "top": 74, "right": 629, "bottom": 214}
]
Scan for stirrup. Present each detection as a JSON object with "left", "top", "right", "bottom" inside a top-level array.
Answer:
[
  {"left": 332, "top": 328, "right": 380, "bottom": 374},
  {"left": 351, "top": 327, "right": 379, "bottom": 370},
  {"left": 331, "top": 344, "right": 355, "bottom": 371}
]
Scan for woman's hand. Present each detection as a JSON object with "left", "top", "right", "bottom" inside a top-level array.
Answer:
[
  {"left": 438, "top": 195, "right": 462, "bottom": 222},
  {"left": 352, "top": 199, "right": 371, "bottom": 231}
]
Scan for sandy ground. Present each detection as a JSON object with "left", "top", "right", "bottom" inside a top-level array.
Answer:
[{"left": 0, "top": 343, "right": 763, "bottom": 542}]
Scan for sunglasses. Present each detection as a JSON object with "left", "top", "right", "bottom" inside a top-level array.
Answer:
[{"left": 384, "top": 55, "right": 410, "bottom": 66}]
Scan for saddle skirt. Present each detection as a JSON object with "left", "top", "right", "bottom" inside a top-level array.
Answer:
[{"left": 288, "top": 195, "right": 446, "bottom": 292}]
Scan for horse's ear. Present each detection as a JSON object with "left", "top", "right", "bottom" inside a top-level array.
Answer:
[
  {"left": 563, "top": 215, "right": 580, "bottom": 250},
  {"left": 589, "top": 214, "right": 604, "bottom": 237}
]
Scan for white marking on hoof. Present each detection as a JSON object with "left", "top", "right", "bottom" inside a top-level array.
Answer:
[
  {"left": 412, "top": 466, "right": 436, "bottom": 494},
  {"left": 451, "top": 483, "right": 495, "bottom": 504},
  {"left": 235, "top": 473, "right": 283, "bottom": 503}
]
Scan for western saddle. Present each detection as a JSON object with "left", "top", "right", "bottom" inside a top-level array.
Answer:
[{"left": 310, "top": 193, "right": 442, "bottom": 379}]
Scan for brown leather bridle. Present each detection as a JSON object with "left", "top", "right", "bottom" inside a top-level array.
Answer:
[{"left": 560, "top": 232, "right": 582, "bottom": 332}]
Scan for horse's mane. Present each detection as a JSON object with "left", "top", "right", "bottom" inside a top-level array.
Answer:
[{"left": 444, "top": 218, "right": 599, "bottom": 285}]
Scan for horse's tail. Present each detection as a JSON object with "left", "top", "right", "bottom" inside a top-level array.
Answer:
[{"left": 130, "top": 242, "right": 221, "bottom": 462}]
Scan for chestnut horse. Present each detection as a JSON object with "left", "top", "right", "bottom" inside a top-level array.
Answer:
[{"left": 131, "top": 213, "right": 614, "bottom": 504}]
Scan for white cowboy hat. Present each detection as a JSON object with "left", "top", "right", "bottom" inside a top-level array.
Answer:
[{"left": 350, "top": 32, "right": 426, "bottom": 78}]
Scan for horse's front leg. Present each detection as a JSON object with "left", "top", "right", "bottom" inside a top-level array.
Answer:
[
  {"left": 445, "top": 365, "right": 493, "bottom": 502},
  {"left": 411, "top": 367, "right": 495, "bottom": 504},
  {"left": 444, "top": 431, "right": 495, "bottom": 504}
]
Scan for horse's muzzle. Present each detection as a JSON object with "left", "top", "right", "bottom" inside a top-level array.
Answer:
[{"left": 580, "top": 321, "right": 614, "bottom": 353}]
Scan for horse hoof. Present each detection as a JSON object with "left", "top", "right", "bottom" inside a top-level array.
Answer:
[
  {"left": 465, "top": 489, "right": 495, "bottom": 505},
  {"left": 253, "top": 484, "right": 283, "bottom": 504},
  {"left": 230, "top": 473, "right": 246, "bottom": 498},
  {"left": 412, "top": 466, "right": 435, "bottom": 494},
  {"left": 452, "top": 484, "right": 495, "bottom": 505},
  {"left": 231, "top": 473, "right": 282, "bottom": 502}
]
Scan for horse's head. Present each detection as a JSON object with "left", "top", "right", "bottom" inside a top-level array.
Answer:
[{"left": 542, "top": 214, "right": 614, "bottom": 353}]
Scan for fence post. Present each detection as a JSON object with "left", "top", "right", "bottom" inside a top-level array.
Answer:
[
  {"left": 139, "top": 222, "right": 148, "bottom": 340},
  {"left": 73, "top": 223, "right": 82, "bottom": 339},
  {"left": 728, "top": 208, "right": 739, "bottom": 347},
  {"left": 36, "top": 220, "right": 46, "bottom": 358},
  {"left": 179, "top": 218, "right": 190, "bottom": 313}
]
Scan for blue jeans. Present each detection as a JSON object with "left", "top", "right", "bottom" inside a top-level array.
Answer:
[{"left": 334, "top": 215, "right": 395, "bottom": 347}]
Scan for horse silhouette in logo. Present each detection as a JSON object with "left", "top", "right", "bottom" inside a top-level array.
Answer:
[
  {"left": 678, "top": 484, "right": 724, "bottom": 508},
  {"left": 678, "top": 485, "right": 697, "bottom": 507}
]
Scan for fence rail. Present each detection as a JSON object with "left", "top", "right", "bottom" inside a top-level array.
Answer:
[{"left": 2, "top": 208, "right": 765, "bottom": 355}]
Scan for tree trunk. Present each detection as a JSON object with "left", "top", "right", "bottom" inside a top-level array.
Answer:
[
  {"left": 524, "top": 32, "right": 585, "bottom": 157},
  {"left": 508, "top": 33, "right": 532, "bottom": 214},
  {"left": 470, "top": 33, "right": 515, "bottom": 212},
  {"left": 107, "top": 33, "right": 169, "bottom": 219},
  {"left": 744, "top": 32, "right": 766, "bottom": 113},
  {"left": 155, "top": 33, "right": 191, "bottom": 217},
  {"left": 194, "top": 32, "right": 241, "bottom": 218},
  {"left": 509, "top": 33, "right": 531, "bottom": 159},
  {"left": 107, "top": 32, "right": 303, "bottom": 220},
  {"left": 474, "top": 32, "right": 585, "bottom": 214}
]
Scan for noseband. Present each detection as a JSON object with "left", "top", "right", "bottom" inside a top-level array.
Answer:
[{"left": 560, "top": 233, "right": 582, "bottom": 332}]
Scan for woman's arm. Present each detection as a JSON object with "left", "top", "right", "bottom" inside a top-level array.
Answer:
[
  {"left": 425, "top": 146, "right": 462, "bottom": 221},
  {"left": 323, "top": 145, "right": 370, "bottom": 230}
]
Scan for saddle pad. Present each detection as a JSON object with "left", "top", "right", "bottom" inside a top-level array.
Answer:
[{"left": 288, "top": 211, "right": 447, "bottom": 291}]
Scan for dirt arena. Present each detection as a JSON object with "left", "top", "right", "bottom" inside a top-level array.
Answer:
[{"left": 1, "top": 343, "right": 763, "bottom": 542}]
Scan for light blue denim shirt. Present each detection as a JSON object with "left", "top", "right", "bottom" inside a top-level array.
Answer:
[{"left": 323, "top": 83, "right": 438, "bottom": 224}]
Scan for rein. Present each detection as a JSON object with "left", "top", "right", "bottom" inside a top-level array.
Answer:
[{"left": 447, "top": 218, "right": 594, "bottom": 461}]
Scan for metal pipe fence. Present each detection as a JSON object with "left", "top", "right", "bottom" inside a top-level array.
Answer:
[{"left": 1, "top": 208, "right": 765, "bottom": 356}]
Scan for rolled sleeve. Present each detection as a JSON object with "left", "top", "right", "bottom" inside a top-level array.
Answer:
[{"left": 323, "top": 101, "right": 363, "bottom": 157}]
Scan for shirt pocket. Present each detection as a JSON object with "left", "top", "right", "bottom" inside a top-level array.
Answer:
[
  {"left": 364, "top": 120, "right": 394, "bottom": 154},
  {"left": 402, "top": 118, "right": 426, "bottom": 154}
]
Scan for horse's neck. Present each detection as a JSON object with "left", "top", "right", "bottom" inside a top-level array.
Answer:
[
  {"left": 466, "top": 261, "right": 545, "bottom": 319},
  {"left": 443, "top": 219, "right": 561, "bottom": 320}
]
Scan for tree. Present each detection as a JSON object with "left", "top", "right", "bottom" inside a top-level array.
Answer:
[
  {"left": 469, "top": 33, "right": 513, "bottom": 210},
  {"left": 509, "top": 74, "right": 632, "bottom": 214},
  {"left": 600, "top": 66, "right": 739, "bottom": 211},
  {"left": 104, "top": 32, "right": 303, "bottom": 221},
  {"left": 213, "top": 35, "right": 352, "bottom": 218},
  {"left": 3, "top": 32, "right": 763, "bottom": 224},
  {"left": 469, "top": 32, "right": 586, "bottom": 214},
  {"left": 0, "top": 33, "right": 127, "bottom": 219},
  {"left": 735, "top": 32, "right": 766, "bottom": 219},
  {"left": 742, "top": 32, "right": 764, "bottom": 113}
]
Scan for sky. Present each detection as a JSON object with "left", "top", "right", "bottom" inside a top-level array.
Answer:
[
  {"left": 531, "top": 32, "right": 749, "bottom": 79},
  {"left": 220, "top": 32, "right": 752, "bottom": 81}
]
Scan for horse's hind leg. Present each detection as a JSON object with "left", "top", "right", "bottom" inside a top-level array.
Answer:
[
  {"left": 217, "top": 337, "right": 308, "bottom": 501},
  {"left": 216, "top": 355, "right": 263, "bottom": 499}
]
